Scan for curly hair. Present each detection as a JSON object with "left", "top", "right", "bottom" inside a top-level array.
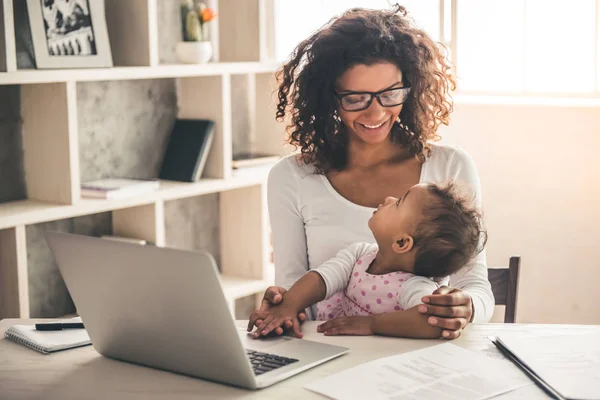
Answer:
[
  {"left": 275, "top": 4, "right": 456, "bottom": 174},
  {"left": 412, "top": 182, "right": 487, "bottom": 278}
]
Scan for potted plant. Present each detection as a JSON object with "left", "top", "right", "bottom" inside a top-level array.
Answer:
[{"left": 176, "top": 0, "right": 217, "bottom": 64}]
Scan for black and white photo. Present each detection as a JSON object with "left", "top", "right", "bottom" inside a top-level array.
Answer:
[
  {"left": 26, "top": 0, "right": 112, "bottom": 68},
  {"left": 41, "top": 0, "right": 97, "bottom": 57}
]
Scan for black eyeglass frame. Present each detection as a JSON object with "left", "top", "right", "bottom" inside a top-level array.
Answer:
[{"left": 334, "top": 86, "right": 412, "bottom": 112}]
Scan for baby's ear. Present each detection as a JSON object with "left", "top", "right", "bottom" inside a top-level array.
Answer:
[{"left": 392, "top": 235, "right": 414, "bottom": 254}]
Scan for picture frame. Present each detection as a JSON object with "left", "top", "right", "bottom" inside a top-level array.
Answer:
[{"left": 26, "top": 0, "right": 113, "bottom": 69}]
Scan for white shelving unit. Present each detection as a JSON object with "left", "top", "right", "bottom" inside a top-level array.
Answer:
[{"left": 0, "top": 0, "right": 286, "bottom": 319}]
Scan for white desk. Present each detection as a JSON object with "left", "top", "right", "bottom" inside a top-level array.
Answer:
[{"left": 1, "top": 319, "right": 599, "bottom": 399}]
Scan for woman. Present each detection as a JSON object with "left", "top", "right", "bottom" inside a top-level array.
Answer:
[{"left": 253, "top": 5, "right": 493, "bottom": 339}]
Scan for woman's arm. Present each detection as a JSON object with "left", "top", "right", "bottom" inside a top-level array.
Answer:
[
  {"left": 420, "top": 147, "right": 495, "bottom": 335},
  {"left": 268, "top": 158, "right": 311, "bottom": 290},
  {"left": 446, "top": 147, "right": 494, "bottom": 322},
  {"left": 447, "top": 248, "right": 493, "bottom": 322},
  {"left": 247, "top": 158, "right": 310, "bottom": 335}
]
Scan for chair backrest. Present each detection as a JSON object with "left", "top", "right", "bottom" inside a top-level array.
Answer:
[{"left": 487, "top": 256, "right": 521, "bottom": 323}]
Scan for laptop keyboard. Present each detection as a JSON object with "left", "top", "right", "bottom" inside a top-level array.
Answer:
[{"left": 245, "top": 349, "right": 299, "bottom": 375}]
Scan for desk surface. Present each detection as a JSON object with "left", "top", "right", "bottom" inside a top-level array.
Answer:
[{"left": 1, "top": 319, "right": 599, "bottom": 400}]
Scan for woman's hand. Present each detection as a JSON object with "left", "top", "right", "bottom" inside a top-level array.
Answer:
[
  {"left": 418, "top": 286, "right": 473, "bottom": 339},
  {"left": 247, "top": 286, "right": 306, "bottom": 338},
  {"left": 316, "top": 316, "right": 374, "bottom": 336}
]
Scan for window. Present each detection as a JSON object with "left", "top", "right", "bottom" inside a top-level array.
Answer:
[
  {"left": 272, "top": 0, "right": 441, "bottom": 62},
  {"left": 456, "top": 0, "right": 598, "bottom": 94},
  {"left": 271, "top": 0, "right": 600, "bottom": 95}
]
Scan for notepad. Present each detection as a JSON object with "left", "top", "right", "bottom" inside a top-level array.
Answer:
[{"left": 4, "top": 317, "right": 91, "bottom": 354}]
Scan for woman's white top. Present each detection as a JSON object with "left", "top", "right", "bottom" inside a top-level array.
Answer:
[{"left": 267, "top": 143, "right": 494, "bottom": 322}]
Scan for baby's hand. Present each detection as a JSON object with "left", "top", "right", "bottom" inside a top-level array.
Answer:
[{"left": 251, "top": 303, "right": 303, "bottom": 339}]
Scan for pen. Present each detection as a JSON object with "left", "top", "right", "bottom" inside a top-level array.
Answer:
[
  {"left": 488, "top": 336, "right": 567, "bottom": 400},
  {"left": 35, "top": 322, "right": 85, "bottom": 331}
]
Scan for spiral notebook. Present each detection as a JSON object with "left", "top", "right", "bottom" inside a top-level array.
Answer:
[{"left": 4, "top": 317, "right": 91, "bottom": 354}]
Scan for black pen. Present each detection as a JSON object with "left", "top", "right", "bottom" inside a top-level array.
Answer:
[
  {"left": 488, "top": 336, "right": 567, "bottom": 400},
  {"left": 35, "top": 322, "right": 85, "bottom": 331}
]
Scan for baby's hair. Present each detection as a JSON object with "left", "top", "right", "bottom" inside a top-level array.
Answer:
[{"left": 411, "top": 182, "right": 487, "bottom": 278}]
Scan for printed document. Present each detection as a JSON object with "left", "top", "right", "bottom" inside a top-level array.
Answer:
[{"left": 305, "top": 343, "right": 530, "bottom": 400}]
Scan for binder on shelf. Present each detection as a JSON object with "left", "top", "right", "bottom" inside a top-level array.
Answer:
[{"left": 159, "top": 119, "right": 215, "bottom": 182}]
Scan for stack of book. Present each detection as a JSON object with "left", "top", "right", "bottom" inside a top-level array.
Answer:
[{"left": 80, "top": 178, "right": 160, "bottom": 200}]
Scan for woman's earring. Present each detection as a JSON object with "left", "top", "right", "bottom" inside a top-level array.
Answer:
[
  {"left": 333, "top": 110, "right": 342, "bottom": 123},
  {"left": 332, "top": 110, "right": 342, "bottom": 135},
  {"left": 396, "top": 116, "right": 402, "bottom": 124}
]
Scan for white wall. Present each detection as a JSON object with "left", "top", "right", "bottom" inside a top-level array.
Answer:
[{"left": 439, "top": 100, "right": 600, "bottom": 324}]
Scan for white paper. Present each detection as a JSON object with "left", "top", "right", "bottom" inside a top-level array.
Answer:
[
  {"left": 456, "top": 324, "right": 599, "bottom": 361},
  {"left": 490, "top": 383, "right": 547, "bottom": 399},
  {"left": 305, "top": 343, "right": 531, "bottom": 400},
  {"left": 498, "top": 333, "right": 600, "bottom": 400}
]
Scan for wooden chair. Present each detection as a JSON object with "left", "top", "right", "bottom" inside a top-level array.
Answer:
[{"left": 488, "top": 256, "right": 521, "bottom": 323}]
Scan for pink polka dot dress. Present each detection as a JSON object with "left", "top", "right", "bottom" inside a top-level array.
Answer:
[{"left": 316, "top": 247, "right": 415, "bottom": 320}]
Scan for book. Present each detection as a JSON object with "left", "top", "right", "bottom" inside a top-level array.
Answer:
[
  {"left": 81, "top": 178, "right": 160, "bottom": 199},
  {"left": 4, "top": 317, "right": 91, "bottom": 354},
  {"left": 232, "top": 152, "right": 280, "bottom": 169},
  {"left": 159, "top": 119, "right": 215, "bottom": 182}
]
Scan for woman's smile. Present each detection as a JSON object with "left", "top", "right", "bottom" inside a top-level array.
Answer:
[
  {"left": 360, "top": 120, "right": 387, "bottom": 129},
  {"left": 356, "top": 117, "right": 391, "bottom": 136}
]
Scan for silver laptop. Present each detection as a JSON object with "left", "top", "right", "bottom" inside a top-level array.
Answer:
[{"left": 45, "top": 231, "right": 348, "bottom": 389}]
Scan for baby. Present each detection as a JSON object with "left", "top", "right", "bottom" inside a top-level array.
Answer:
[{"left": 249, "top": 182, "right": 486, "bottom": 339}]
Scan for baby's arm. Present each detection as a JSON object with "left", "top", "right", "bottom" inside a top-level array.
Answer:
[
  {"left": 311, "top": 242, "right": 374, "bottom": 298},
  {"left": 253, "top": 271, "right": 326, "bottom": 337},
  {"left": 371, "top": 277, "right": 444, "bottom": 339},
  {"left": 253, "top": 243, "right": 370, "bottom": 336}
]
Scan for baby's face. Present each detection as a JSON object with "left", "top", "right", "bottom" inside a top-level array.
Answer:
[{"left": 368, "top": 183, "right": 429, "bottom": 244}]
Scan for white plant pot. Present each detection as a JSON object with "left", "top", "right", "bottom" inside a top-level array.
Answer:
[{"left": 175, "top": 41, "right": 213, "bottom": 64}]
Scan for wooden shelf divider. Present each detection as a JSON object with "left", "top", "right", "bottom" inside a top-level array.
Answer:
[
  {"left": 0, "top": 226, "right": 29, "bottom": 318},
  {"left": 21, "top": 81, "right": 81, "bottom": 205}
]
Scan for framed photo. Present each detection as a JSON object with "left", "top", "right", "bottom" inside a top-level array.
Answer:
[{"left": 26, "top": 0, "right": 113, "bottom": 69}]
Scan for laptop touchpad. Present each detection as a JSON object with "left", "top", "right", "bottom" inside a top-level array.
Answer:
[{"left": 238, "top": 328, "right": 293, "bottom": 350}]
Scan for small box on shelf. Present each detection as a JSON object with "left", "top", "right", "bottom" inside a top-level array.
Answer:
[
  {"left": 231, "top": 152, "right": 279, "bottom": 178},
  {"left": 231, "top": 152, "right": 280, "bottom": 169}
]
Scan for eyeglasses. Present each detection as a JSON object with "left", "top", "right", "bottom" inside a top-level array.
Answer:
[{"left": 334, "top": 86, "right": 412, "bottom": 112}]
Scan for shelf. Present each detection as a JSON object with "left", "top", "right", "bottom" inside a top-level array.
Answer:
[
  {"left": 221, "top": 276, "right": 272, "bottom": 300},
  {"left": 0, "top": 0, "right": 280, "bottom": 320},
  {"left": 0, "top": 173, "right": 268, "bottom": 230},
  {"left": 0, "top": 62, "right": 281, "bottom": 85}
]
